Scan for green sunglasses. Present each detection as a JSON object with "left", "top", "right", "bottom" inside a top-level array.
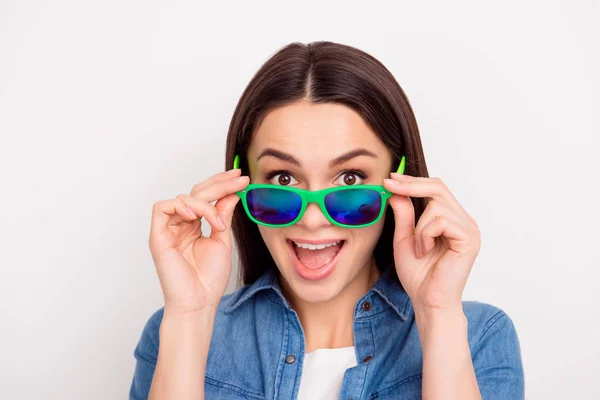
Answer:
[{"left": 233, "top": 154, "right": 406, "bottom": 228}]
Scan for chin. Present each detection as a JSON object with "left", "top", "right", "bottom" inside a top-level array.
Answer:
[{"left": 279, "top": 263, "right": 346, "bottom": 304}]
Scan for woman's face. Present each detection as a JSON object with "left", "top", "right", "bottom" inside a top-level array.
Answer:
[{"left": 247, "top": 100, "right": 393, "bottom": 304}]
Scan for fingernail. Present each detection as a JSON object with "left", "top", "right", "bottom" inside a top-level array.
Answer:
[
  {"left": 384, "top": 178, "right": 399, "bottom": 185},
  {"left": 227, "top": 169, "right": 240, "bottom": 175},
  {"left": 186, "top": 207, "right": 196, "bottom": 218},
  {"left": 234, "top": 176, "right": 248, "bottom": 183},
  {"left": 217, "top": 216, "right": 226, "bottom": 230}
]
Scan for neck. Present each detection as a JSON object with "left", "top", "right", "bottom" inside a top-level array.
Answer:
[{"left": 281, "top": 259, "right": 381, "bottom": 354}]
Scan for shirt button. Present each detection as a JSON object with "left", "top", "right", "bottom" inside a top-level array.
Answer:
[
  {"left": 362, "top": 301, "right": 372, "bottom": 311},
  {"left": 362, "top": 355, "right": 372, "bottom": 363},
  {"left": 285, "top": 354, "right": 296, "bottom": 364}
]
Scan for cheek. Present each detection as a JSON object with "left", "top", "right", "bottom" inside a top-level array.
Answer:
[
  {"left": 257, "top": 225, "right": 272, "bottom": 244},
  {"left": 350, "top": 218, "right": 386, "bottom": 250},
  {"left": 257, "top": 226, "right": 283, "bottom": 255}
]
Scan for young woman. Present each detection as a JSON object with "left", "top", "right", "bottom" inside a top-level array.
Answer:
[{"left": 130, "top": 41, "right": 524, "bottom": 400}]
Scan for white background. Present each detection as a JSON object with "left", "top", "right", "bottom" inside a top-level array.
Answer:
[{"left": 1, "top": 1, "right": 598, "bottom": 399}]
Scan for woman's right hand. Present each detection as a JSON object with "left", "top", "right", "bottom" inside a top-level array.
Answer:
[{"left": 149, "top": 169, "right": 249, "bottom": 314}]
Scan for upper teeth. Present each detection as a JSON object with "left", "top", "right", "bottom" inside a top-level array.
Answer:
[{"left": 293, "top": 241, "right": 341, "bottom": 250}]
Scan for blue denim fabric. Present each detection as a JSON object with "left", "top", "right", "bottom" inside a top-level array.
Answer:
[{"left": 130, "top": 265, "right": 524, "bottom": 399}]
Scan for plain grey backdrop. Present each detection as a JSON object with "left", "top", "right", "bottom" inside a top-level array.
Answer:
[{"left": 1, "top": 0, "right": 598, "bottom": 398}]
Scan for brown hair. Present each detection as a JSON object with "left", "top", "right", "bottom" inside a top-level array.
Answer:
[{"left": 225, "top": 41, "right": 430, "bottom": 287}]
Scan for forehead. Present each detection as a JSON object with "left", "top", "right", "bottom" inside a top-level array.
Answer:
[{"left": 248, "top": 101, "right": 389, "bottom": 162}]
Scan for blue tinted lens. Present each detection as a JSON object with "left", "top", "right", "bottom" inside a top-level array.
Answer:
[
  {"left": 324, "top": 189, "right": 382, "bottom": 225},
  {"left": 247, "top": 188, "right": 302, "bottom": 225}
]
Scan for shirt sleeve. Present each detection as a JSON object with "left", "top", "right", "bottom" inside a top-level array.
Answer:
[
  {"left": 129, "top": 308, "right": 163, "bottom": 400},
  {"left": 472, "top": 310, "right": 525, "bottom": 400}
]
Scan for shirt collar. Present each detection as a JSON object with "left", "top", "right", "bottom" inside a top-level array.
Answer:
[{"left": 224, "top": 264, "right": 412, "bottom": 321}]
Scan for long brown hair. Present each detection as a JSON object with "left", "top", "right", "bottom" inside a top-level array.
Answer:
[{"left": 225, "top": 41, "right": 429, "bottom": 287}]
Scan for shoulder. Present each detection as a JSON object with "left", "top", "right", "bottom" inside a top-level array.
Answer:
[
  {"left": 133, "top": 307, "right": 163, "bottom": 363},
  {"left": 461, "top": 301, "right": 520, "bottom": 351},
  {"left": 461, "top": 301, "right": 524, "bottom": 396},
  {"left": 130, "top": 287, "right": 261, "bottom": 399}
]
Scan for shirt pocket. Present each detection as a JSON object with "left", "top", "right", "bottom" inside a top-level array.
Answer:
[
  {"left": 371, "top": 373, "right": 422, "bottom": 400},
  {"left": 205, "top": 377, "right": 266, "bottom": 400}
]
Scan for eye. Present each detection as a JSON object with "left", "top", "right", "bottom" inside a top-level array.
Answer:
[
  {"left": 267, "top": 172, "right": 298, "bottom": 186},
  {"left": 335, "top": 170, "right": 366, "bottom": 186}
]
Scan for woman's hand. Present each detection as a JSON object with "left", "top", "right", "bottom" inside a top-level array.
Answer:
[
  {"left": 149, "top": 169, "right": 249, "bottom": 314},
  {"left": 383, "top": 174, "right": 481, "bottom": 313}
]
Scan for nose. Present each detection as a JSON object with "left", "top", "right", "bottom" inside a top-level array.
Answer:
[{"left": 296, "top": 201, "right": 331, "bottom": 229}]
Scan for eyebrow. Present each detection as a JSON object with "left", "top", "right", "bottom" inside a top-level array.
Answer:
[{"left": 256, "top": 148, "right": 378, "bottom": 168}]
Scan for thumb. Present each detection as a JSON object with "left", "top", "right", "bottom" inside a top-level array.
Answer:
[
  {"left": 211, "top": 193, "right": 241, "bottom": 251},
  {"left": 388, "top": 194, "right": 416, "bottom": 246}
]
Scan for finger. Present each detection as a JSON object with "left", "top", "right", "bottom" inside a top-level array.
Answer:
[
  {"left": 384, "top": 175, "right": 465, "bottom": 213},
  {"left": 151, "top": 197, "right": 199, "bottom": 229},
  {"left": 387, "top": 193, "right": 416, "bottom": 247},
  {"left": 419, "top": 215, "right": 471, "bottom": 259},
  {"left": 210, "top": 193, "right": 241, "bottom": 251},
  {"left": 152, "top": 194, "right": 224, "bottom": 235},
  {"left": 192, "top": 175, "right": 249, "bottom": 204},
  {"left": 214, "top": 193, "right": 241, "bottom": 226},
  {"left": 177, "top": 194, "right": 227, "bottom": 232},
  {"left": 190, "top": 169, "right": 242, "bottom": 196},
  {"left": 413, "top": 199, "right": 467, "bottom": 258}
]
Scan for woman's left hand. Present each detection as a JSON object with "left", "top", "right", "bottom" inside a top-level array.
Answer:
[{"left": 383, "top": 174, "right": 481, "bottom": 313}]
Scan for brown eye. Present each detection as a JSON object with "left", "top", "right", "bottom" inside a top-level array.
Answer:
[
  {"left": 335, "top": 172, "right": 363, "bottom": 186},
  {"left": 278, "top": 174, "right": 291, "bottom": 185},
  {"left": 269, "top": 173, "right": 298, "bottom": 186},
  {"left": 343, "top": 174, "right": 356, "bottom": 185}
]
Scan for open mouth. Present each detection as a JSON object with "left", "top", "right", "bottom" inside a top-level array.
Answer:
[{"left": 286, "top": 239, "right": 346, "bottom": 281}]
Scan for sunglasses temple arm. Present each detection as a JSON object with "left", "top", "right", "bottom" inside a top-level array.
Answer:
[{"left": 396, "top": 155, "right": 406, "bottom": 174}]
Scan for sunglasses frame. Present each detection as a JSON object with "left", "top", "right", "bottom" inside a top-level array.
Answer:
[{"left": 233, "top": 154, "right": 406, "bottom": 228}]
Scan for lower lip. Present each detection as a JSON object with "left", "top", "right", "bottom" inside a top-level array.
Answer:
[{"left": 287, "top": 240, "right": 345, "bottom": 281}]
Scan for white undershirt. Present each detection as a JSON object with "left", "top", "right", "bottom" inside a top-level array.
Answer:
[{"left": 297, "top": 346, "right": 358, "bottom": 400}]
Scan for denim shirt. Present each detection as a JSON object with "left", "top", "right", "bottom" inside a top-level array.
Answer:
[{"left": 130, "top": 265, "right": 524, "bottom": 399}]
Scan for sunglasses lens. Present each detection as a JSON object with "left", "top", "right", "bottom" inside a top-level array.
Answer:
[
  {"left": 324, "top": 189, "right": 382, "bottom": 225},
  {"left": 247, "top": 188, "right": 302, "bottom": 225}
]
